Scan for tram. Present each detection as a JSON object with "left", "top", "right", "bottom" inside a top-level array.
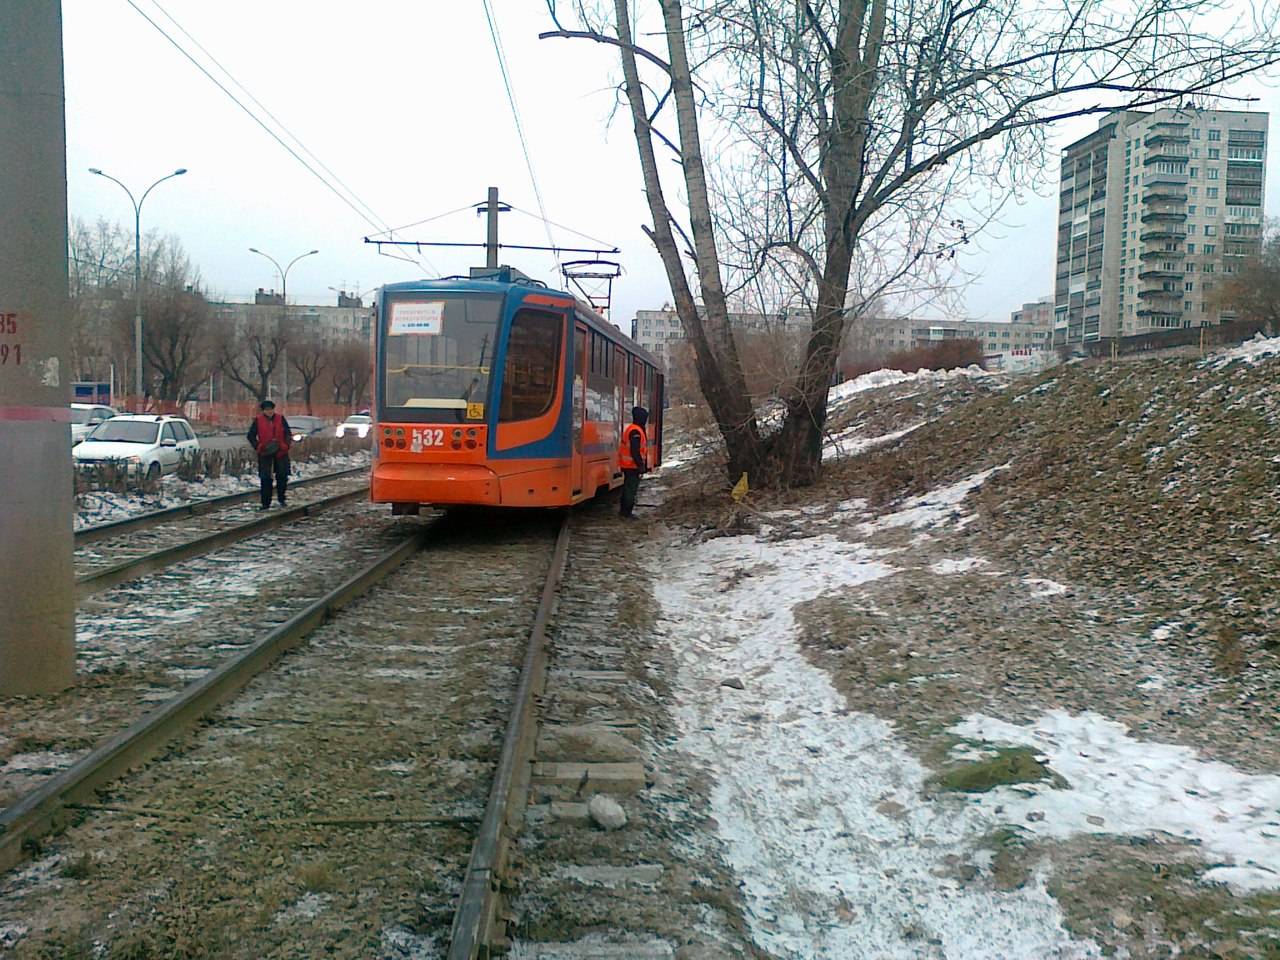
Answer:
[{"left": 370, "top": 266, "right": 664, "bottom": 511}]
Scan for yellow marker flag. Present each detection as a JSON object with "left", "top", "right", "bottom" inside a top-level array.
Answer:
[{"left": 730, "top": 472, "right": 749, "bottom": 502}]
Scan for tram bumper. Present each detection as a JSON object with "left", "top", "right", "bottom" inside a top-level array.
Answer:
[{"left": 372, "top": 461, "right": 501, "bottom": 506}]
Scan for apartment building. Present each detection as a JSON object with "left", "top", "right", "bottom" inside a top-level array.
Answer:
[
  {"left": 1054, "top": 107, "right": 1267, "bottom": 347},
  {"left": 210, "top": 289, "right": 373, "bottom": 343},
  {"left": 631, "top": 306, "right": 810, "bottom": 372},
  {"left": 844, "top": 314, "right": 1052, "bottom": 358}
]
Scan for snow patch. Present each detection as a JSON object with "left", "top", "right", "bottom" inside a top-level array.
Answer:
[
  {"left": 1024, "top": 578, "right": 1069, "bottom": 598},
  {"left": 930, "top": 557, "right": 991, "bottom": 575},
  {"left": 656, "top": 532, "right": 1099, "bottom": 959},
  {"left": 1204, "top": 333, "right": 1280, "bottom": 368},
  {"left": 823, "top": 423, "right": 924, "bottom": 460},
  {"left": 74, "top": 452, "right": 369, "bottom": 531},
  {"left": 858, "top": 465, "right": 1007, "bottom": 534},
  {"left": 828, "top": 364, "right": 994, "bottom": 407},
  {"left": 275, "top": 892, "right": 330, "bottom": 923},
  {"left": 950, "top": 711, "right": 1280, "bottom": 893},
  {"left": 1, "top": 751, "right": 76, "bottom": 774}
]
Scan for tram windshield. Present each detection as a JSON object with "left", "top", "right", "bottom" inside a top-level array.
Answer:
[{"left": 381, "top": 294, "right": 502, "bottom": 422}]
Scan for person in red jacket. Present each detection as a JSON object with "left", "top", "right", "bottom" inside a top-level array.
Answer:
[{"left": 246, "top": 399, "right": 292, "bottom": 509}]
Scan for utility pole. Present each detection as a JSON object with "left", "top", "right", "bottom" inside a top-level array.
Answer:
[
  {"left": 0, "top": 2, "right": 75, "bottom": 693},
  {"left": 477, "top": 186, "right": 510, "bottom": 269}
]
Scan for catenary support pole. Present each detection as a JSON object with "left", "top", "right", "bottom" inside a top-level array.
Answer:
[
  {"left": 485, "top": 186, "right": 500, "bottom": 268},
  {"left": 0, "top": 2, "right": 76, "bottom": 694}
]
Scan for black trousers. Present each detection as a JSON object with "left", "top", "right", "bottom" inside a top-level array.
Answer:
[
  {"left": 258, "top": 455, "right": 290, "bottom": 507},
  {"left": 620, "top": 469, "right": 641, "bottom": 516}
]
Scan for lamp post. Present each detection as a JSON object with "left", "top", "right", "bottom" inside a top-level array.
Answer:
[
  {"left": 88, "top": 166, "right": 186, "bottom": 402},
  {"left": 249, "top": 247, "right": 318, "bottom": 402}
]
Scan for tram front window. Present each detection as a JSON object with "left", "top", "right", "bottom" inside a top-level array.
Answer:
[{"left": 382, "top": 295, "right": 502, "bottom": 422}]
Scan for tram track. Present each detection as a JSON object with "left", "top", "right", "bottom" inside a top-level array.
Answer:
[
  {"left": 0, "top": 511, "right": 571, "bottom": 959},
  {"left": 75, "top": 481, "right": 368, "bottom": 598},
  {"left": 5, "top": 501, "right": 417, "bottom": 814},
  {"left": 74, "top": 465, "right": 367, "bottom": 545}
]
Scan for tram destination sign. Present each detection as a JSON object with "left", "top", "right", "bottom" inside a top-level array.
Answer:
[{"left": 389, "top": 301, "right": 444, "bottom": 336}]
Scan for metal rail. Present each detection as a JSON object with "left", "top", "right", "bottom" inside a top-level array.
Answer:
[
  {"left": 74, "top": 466, "right": 367, "bottom": 545},
  {"left": 448, "top": 514, "right": 571, "bottom": 959},
  {"left": 76, "top": 487, "right": 369, "bottom": 598},
  {"left": 0, "top": 524, "right": 432, "bottom": 874}
]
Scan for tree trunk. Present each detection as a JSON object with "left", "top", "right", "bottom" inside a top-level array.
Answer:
[
  {"left": 614, "top": 0, "right": 764, "bottom": 481},
  {"left": 763, "top": 0, "right": 887, "bottom": 486}
]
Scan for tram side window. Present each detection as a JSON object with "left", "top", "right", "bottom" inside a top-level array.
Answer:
[{"left": 499, "top": 310, "right": 562, "bottom": 421}]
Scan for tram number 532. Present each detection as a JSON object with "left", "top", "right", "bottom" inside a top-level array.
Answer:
[{"left": 411, "top": 428, "right": 445, "bottom": 450}]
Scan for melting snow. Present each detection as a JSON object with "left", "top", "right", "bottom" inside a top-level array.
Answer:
[
  {"left": 857, "top": 466, "right": 1007, "bottom": 534},
  {"left": 823, "top": 423, "right": 924, "bottom": 461},
  {"left": 655, "top": 533, "right": 1099, "bottom": 959},
  {"left": 930, "top": 557, "right": 990, "bottom": 575},
  {"left": 1024, "top": 578, "right": 1069, "bottom": 598},
  {"left": 828, "top": 364, "right": 994, "bottom": 407},
  {"left": 951, "top": 712, "right": 1280, "bottom": 893},
  {"left": 653, "top": 465, "right": 1280, "bottom": 956},
  {"left": 1204, "top": 333, "right": 1280, "bottom": 368},
  {"left": 74, "top": 453, "right": 369, "bottom": 531}
]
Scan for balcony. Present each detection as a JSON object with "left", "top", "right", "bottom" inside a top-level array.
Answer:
[
  {"left": 1139, "top": 247, "right": 1184, "bottom": 260},
  {"left": 1136, "top": 308, "right": 1184, "bottom": 322},
  {"left": 1141, "top": 207, "right": 1188, "bottom": 224},
  {"left": 1143, "top": 170, "right": 1188, "bottom": 187},
  {"left": 1137, "top": 286, "right": 1182, "bottom": 301},
  {"left": 1138, "top": 267, "right": 1184, "bottom": 281},
  {"left": 1144, "top": 146, "right": 1189, "bottom": 163},
  {"left": 1144, "top": 123, "right": 1190, "bottom": 146},
  {"left": 1140, "top": 226, "right": 1185, "bottom": 242},
  {"left": 1143, "top": 186, "right": 1188, "bottom": 204}
]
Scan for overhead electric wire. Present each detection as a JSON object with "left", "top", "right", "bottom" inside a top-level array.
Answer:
[
  {"left": 479, "top": 0, "right": 561, "bottom": 275},
  {"left": 505, "top": 203, "right": 619, "bottom": 251},
  {"left": 124, "top": 0, "right": 438, "bottom": 274},
  {"left": 372, "top": 203, "right": 487, "bottom": 239},
  {"left": 145, "top": 0, "right": 391, "bottom": 238}
]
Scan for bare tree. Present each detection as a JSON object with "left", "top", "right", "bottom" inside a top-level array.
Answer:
[
  {"left": 545, "top": 0, "right": 1280, "bottom": 486},
  {"left": 288, "top": 333, "right": 331, "bottom": 414},
  {"left": 133, "top": 239, "right": 213, "bottom": 402},
  {"left": 219, "top": 319, "right": 286, "bottom": 403},
  {"left": 1212, "top": 217, "right": 1280, "bottom": 334},
  {"left": 328, "top": 338, "right": 371, "bottom": 409},
  {"left": 67, "top": 217, "right": 132, "bottom": 383}
]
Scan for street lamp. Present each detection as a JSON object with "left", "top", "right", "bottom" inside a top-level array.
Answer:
[
  {"left": 248, "top": 247, "right": 319, "bottom": 402},
  {"left": 88, "top": 167, "right": 187, "bottom": 402}
]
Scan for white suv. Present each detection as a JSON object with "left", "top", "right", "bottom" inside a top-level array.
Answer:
[{"left": 72, "top": 415, "right": 201, "bottom": 481}]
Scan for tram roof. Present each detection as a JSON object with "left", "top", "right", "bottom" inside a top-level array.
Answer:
[{"left": 378, "top": 273, "right": 659, "bottom": 367}]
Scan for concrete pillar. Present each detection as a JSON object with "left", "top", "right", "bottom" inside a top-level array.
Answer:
[{"left": 0, "top": 2, "right": 76, "bottom": 694}]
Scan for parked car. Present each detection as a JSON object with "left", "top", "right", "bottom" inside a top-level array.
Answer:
[
  {"left": 70, "top": 403, "right": 118, "bottom": 445},
  {"left": 72, "top": 415, "right": 200, "bottom": 481},
  {"left": 288, "top": 415, "right": 328, "bottom": 443},
  {"left": 335, "top": 414, "right": 372, "bottom": 439}
]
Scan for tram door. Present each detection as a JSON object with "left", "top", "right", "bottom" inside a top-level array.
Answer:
[
  {"left": 572, "top": 323, "right": 587, "bottom": 497},
  {"left": 614, "top": 346, "right": 627, "bottom": 476}
]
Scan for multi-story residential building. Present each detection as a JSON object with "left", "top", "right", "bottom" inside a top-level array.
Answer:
[
  {"left": 1053, "top": 107, "right": 1267, "bottom": 347},
  {"left": 844, "top": 313, "right": 1053, "bottom": 359},
  {"left": 1011, "top": 296, "right": 1055, "bottom": 328},
  {"left": 631, "top": 306, "right": 810, "bottom": 373},
  {"left": 210, "top": 289, "right": 373, "bottom": 343}
]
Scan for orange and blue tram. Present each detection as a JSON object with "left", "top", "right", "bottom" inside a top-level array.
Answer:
[{"left": 370, "top": 267, "right": 664, "bottom": 511}]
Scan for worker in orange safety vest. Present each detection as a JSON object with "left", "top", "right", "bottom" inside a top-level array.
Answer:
[{"left": 617, "top": 406, "right": 649, "bottom": 519}]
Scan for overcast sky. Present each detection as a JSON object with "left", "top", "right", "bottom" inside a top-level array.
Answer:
[{"left": 63, "top": 1, "right": 1280, "bottom": 326}]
